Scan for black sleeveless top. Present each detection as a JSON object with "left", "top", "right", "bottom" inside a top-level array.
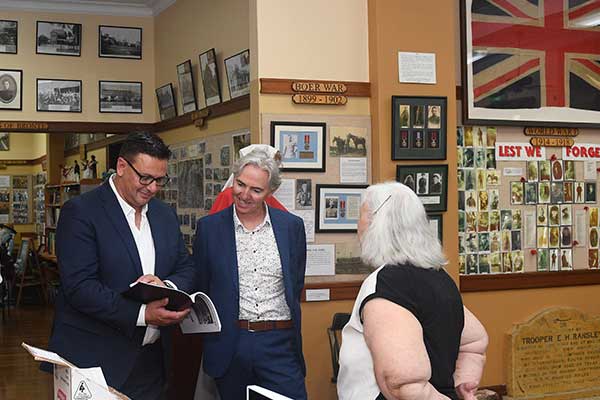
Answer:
[{"left": 360, "top": 264, "right": 464, "bottom": 400}]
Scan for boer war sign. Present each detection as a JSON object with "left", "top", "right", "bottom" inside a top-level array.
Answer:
[{"left": 506, "top": 307, "right": 600, "bottom": 399}]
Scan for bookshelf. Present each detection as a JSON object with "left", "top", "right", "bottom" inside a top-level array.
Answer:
[{"left": 44, "top": 179, "right": 102, "bottom": 257}]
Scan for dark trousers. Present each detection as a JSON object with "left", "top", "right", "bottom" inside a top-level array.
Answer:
[
  {"left": 215, "top": 329, "right": 306, "bottom": 400},
  {"left": 119, "top": 341, "right": 167, "bottom": 400}
]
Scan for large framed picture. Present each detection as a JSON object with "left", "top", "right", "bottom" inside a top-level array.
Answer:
[
  {"left": 392, "top": 96, "right": 447, "bottom": 160},
  {"left": 460, "top": 1, "right": 600, "bottom": 127},
  {"left": 199, "top": 48, "right": 222, "bottom": 106},
  {"left": 396, "top": 164, "right": 448, "bottom": 212},
  {"left": 0, "top": 20, "right": 17, "bottom": 54},
  {"left": 270, "top": 121, "right": 326, "bottom": 172},
  {"left": 0, "top": 69, "right": 22, "bottom": 110},
  {"left": 176, "top": 59, "right": 197, "bottom": 113},
  {"left": 36, "top": 21, "right": 81, "bottom": 56},
  {"left": 155, "top": 83, "right": 177, "bottom": 121},
  {"left": 99, "top": 25, "right": 142, "bottom": 59},
  {"left": 99, "top": 80, "right": 142, "bottom": 113},
  {"left": 315, "top": 184, "right": 368, "bottom": 233},
  {"left": 36, "top": 78, "right": 82, "bottom": 113},
  {"left": 224, "top": 49, "right": 250, "bottom": 99}
]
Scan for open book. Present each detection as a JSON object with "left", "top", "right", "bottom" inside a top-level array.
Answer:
[{"left": 123, "top": 281, "right": 221, "bottom": 333}]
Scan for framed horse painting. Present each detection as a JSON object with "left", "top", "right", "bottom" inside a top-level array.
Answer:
[
  {"left": 460, "top": 0, "right": 600, "bottom": 128},
  {"left": 391, "top": 96, "right": 447, "bottom": 160}
]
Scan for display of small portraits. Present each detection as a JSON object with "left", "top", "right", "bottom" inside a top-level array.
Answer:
[
  {"left": 537, "top": 205, "right": 547, "bottom": 225},
  {"left": 399, "top": 105, "right": 410, "bottom": 127},
  {"left": 502, "top": 251, "right": 512, "bottom": 272},
  {"left": 590, "top": 207, "right": 598, "bottom": 227},
  {"left": 477, "top": 170, "right": 487, "bottom": 190},
  {"left": 220, "top": 145, "right": 230, "bottom": 166},
  {"left": 478, "top": 212, "right": 489, "bottom": 232},
  {"left": 526, "top": 161, "right": 538, "bottom": 182},
  {"left": 487, "top": 170, "right": 500, "bottom": 186},
  {"left": 474, "top": 127, "right": 486, "bottom": 147},
  {"left": 478, "top": 254, "right": 490, "bottom": 274},
  {"left": 560, "top": 249, "right": 572, "bottom": 270},
  {"left": 465, "top": 191, "right": 477, "bottom": 212},
  {"left": 510, "top": 182, "right": 523, "bottom": 205},
  {"left": 490, "top": 231, "right": 501, "bottom": 252},
  {"left": 575, "top": 182, "right": 585, "bottom": 203},
  {"left": 551, "top": 183, "right": 564, "bottom": 204},
  {"left": 464, "top": 127, "right": 473, "bottom": 147},
  {"left": 585, "top": 182, "right": 597, "bottom": 203},
  {"left": 512, "top": 250, "right": 524, "bottom": 272},
  {"left": 489, "top": 189, "right": 500, "bottom": 210},
  {"left": 549, "top": 249, "right": 560, "bottom": 271},
  {"left": 500, "top": 210, "right": 512, "bottom": 230},
  {"left": 466, "top": 211, "right": 477, "bottom": 232},
  {"left": 458, "top": 254, "right": 466, "bottom": 274},
  {"left": 524, "top": 182, "right": 537, "bottom": 204},
  {"left": 564, "top": 160, "right": 575, "bottom": 180},
  {"left": 466, "top": 254, "right": 478, "bottom": 274},
  {"left": 295, "top": 178, "right": 312, "bottom": 209},
  {"left": 427, "top": 105, "right": 441, "bottom": 128},
  {"left": 549, "top": 226, "right": 560, "bottom": 248},
  {"left": 490, "top": 253, "right": 502, "bottom": 273},
  {"left": 324, "top": 197, "right": 339, "bottom": 219},
  {"left": 563, "top": 182, "right": 574, "bottom": 203},
  {"left": 430, "top": 173, "right": 442, "bottom": 194},
  {"left": 549, "top": 205, "right": 560, "bottom": 226},
  {"left": 416, "top": 173, "right": 429, "bottom": 194},
  {"left": 475, "top": 149, "right": 485, "bottom": 169},
  {"left": 512, "top": 209, "right": 522, "bottom": 229},
  {"left": 539, "top": 160, "right": 551, "bottom": 181},
  {"left": 457, "top": 170, "right": 465, "bottom": 190},
  {"left": 402, "top": 174, "right": 416, "bottom": 191},
  {"left": 589, "top": 249, "right": 598, "bottom": 269},
  {"left": 560, "top": 205, "right": 572, "bottom": 225},
  {"left": 590, "top": 227, "right": 599, "bottom": 249},
  {"left": 561, "top": 226, "right": 572, "bottom": 248},
  {"left": 465, "top": 169, "right": 475, "bottom": 190},
  {"left": 486, "top": 127, "right": 497, "bottom": 147},
  {"left": 485, "top": 149, "right": 496, "bottom": 169},
  {"left": 551, "top": 160, "right": 563, "bottom": 181},
  {"left": 478, "top": 232, "right": 489, "bottom": 252},
  {"left": 537, "top": 248, "right": 549, "bottom": 271},
  {"left": 478, "top": 191, "right": 488, "bottom": 210},
  {"left": 537, "top": 226, "right": 548, "bottom": 248},
  {"left": 538, "top": 182, "right": 550, "bottom": 203},
  {"left": 511, "top": 231, "right": 521, "bottom": 251}
]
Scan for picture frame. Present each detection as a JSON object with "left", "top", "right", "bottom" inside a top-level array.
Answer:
[
  {"left": 0, "top": 20, "right": 18, "bottom": 54},
  {"left": 392, "top": 96, "right": 447, "bottom": 160},
  {"left": 199, "top": 48, "right": 222, "bottom": 106},
  {"left": 36, "top": 21, "right": 81, "bottom": 56},
  {"left": 155, "top": 83, "right": 177, "bottom": 121},
  {"left": 0, "top": 69, "right": 22, "bottom": 110},
  {"left": 396, "top": 164, "right": 448, "bottom": 212},
  {"left": 460, "top": 0, "right": 600, "bottom": 128},
  {"left": 99, "top": 80, "right": 142, "bottom": 114},
  {"left": 176, "top": 59, "right": 197, "bottom": 113},
  {"left": 36, "top": 78, "right": 82, "bottom": 113},
  {"left": 427, "top": 213, "right": 443, "bottom": 243},
  {"left": 98, "top": 25, "right": 142, "bottom": 60},
  {"left": 224, "top": 49, "right": 250, "bottom": 99},
  {"left": 315, "top": 184, "right": 368, "bottom": 233},
  {"left": 0, "top": 133, "right": 9, "bottom": 151},
  {"left": 270, "top": 121, "right": 326, "bottom": 172}
]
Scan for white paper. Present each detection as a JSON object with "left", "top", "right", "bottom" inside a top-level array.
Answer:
[
  {"left": 503, "top": 168, "right": 524, "bottom": 176},
  {"left": 291, "top": 209, "right": 315, "bottom": 243},
  {"left": 0, "top": 176, "right": 9, "bottom": 187},
  {"left": 340, "top": 158, "right": 367, "bottom": 184},
  {"left": 77, "top": 367, "right": 109, "bottom": 390},
  {"left": 248, "top": 385, "right": 293, "bottom": 400},
  {"left": 575, "top": 210, "right": 586, "bottom": 247},
  {"left": 420, "top": 196, "right": 440, "bottom": 205},
  {"left": 21, "top": 343, "right": 71, "bottom": 367},
  {"left": 305, "top": 289, "right": 330, "bottom": 302},
  {"left": 306, "top": 244, "right": 335, "bottom": 276},
  {"left": 524, "top": 210, "right": 536, "bottom": 248},
  {"left": 584, "top": 160, "right": 597, "bottom": 181},
  {"left": 273, "top": 179, "right": 295, "bottom": 210},
  {"left": 398, "top": 52, "right": 436, "bottom": 84}
]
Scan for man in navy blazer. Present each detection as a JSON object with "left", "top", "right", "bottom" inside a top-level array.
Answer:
[
  {"left": 46, "top": 133, "right": 195, "bottom": 400},
  {"left": 193, "top": 148, "right": 307, "bottom": 399}
]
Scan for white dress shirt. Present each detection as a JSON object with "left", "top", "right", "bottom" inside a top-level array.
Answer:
[{"left": 109, "top": 175, "right": 160, "bottom": 345}]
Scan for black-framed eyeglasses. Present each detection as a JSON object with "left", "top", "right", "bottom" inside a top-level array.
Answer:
[{"left": 122, "top": 157, "right": 170, "bottom": 187}]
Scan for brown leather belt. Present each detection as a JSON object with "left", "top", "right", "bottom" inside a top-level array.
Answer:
[{"left": 237, "top": 319, "right": 293, "bottom": 332}]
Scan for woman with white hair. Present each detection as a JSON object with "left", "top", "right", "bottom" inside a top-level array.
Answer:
[{"left": 337, "top": 182, "right": 488, "bottom": 400}]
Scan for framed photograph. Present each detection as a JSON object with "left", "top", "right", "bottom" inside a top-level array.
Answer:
[
  {"left": 396, "top": 164, "right": 448, "bottom": 212},
  {"left": 0, "top": 69, "right": 22, "bottom": 110},
  {"left": 199, "top": 48, "right": 222, "bottom": 106},
  {"left": 36, "top": 21, "right": 81, "bottom": 56},
  {"left": 99, "top": 25, "right": 142, "bottom": 59},
  {"left": 428, "top": 213, "right": 443, "bottom": 243},
  {"left": 460, "top": 1, "right": 600, "bottom": 127},
  {"left": 315, "top": 184, "right": 368, "bottom": 233},
  {"left": 392, "top": 96, "right": 447, "bottom": 160},
  {"left": 224, "top": 49, "right": 250, "bottom": 99},
  {"left": 176, "top": 60, "right": 197, "bottom": 113},
  {"left": 0, "top": 133, "right": 9, "bottom": 150},
  {"left": 99, "top": 80, "right": 142, "bottom": 113},
  {"left": 36, "top": 78, "right": 81, "bottom": 112},
  {"left": 271, "top": 121, "right": 326, "bottom": 172},
  {"left": 155, "top": 83, "right": 177, "bottom": 121},
  {"left": 0, "top": 20, "right": 17, "bottom": 54}
]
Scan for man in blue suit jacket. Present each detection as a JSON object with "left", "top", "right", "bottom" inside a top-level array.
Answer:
[
  {"left": 193, "top": 149, "right": 307, "bottom": 399},
  {"left": 46, "top": 133, "right": 195, "bottom": 400}
]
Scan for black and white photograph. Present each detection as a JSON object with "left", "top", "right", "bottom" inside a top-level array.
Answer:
[
  {"left": 37, "top": 79, "right": 82, "bottom": 112},
  {"left": 0, "top": 133, "right": 9, "bottom": 151},
  {"left": 199, "top": 48, "right": 222, "bottom": 106},
  {"left": 224, "top": 49, "right": 250, "bottom": 99},
  {"left": 176, "top": 59, "right": 197, "bottom": 113},
  {"left": 0, "top": 69, "right": 22, "bottom": 110},
  {"left": 0, "top": 20, "right": 17, "bottom": 54},
  {"left": 416, "top": 172, "right": 429, "bottom": 195},
  {"left": 36, "top": 21, "right": 81, "bottom": 56},
  {"left": 324, "top": 197, "right": 339, "bottom": 219},
  {"left": 155, "top": 83, "right": 177, "bottom": 120},
  {"left": 99, "top": 80, "right": 142, "bottom": 113},
  {"left": 295, "top": 179, "right": 312, "bottom": 209},
  {"left": 177, "top": 158, "right": 203, "bottom": 209},
  {"left": 220, "top": 145, "right": 230, "bottom": 166},
  {"left": 397, "top": 165, "right": 448, "bottom": 212},
  {"left": 99, "top": 25, "right": 142, "bottom": 59}
]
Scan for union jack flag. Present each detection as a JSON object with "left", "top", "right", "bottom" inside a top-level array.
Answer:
[{"left": 471, "top": 0, "right": 600, "bottom": 111}]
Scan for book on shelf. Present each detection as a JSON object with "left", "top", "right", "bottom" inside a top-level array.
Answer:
[{"left": 123, "top": 281, "right": 221, "bottom": 334}]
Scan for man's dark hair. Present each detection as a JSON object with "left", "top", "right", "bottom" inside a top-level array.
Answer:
[{"left": 119, "top": 132, "right": 171, "bottom": 161}]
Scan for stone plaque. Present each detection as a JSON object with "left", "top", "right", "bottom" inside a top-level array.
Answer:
[{"left": 506, "top": 307, "right": 600, "bottom": 400}]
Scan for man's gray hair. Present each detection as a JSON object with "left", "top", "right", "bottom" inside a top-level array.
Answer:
[
  {"left": 360, "top": 181, "right": 447, "bottom": 270},
  {"left": 233, "top": 149, "right": 282, "bottom": 192}
]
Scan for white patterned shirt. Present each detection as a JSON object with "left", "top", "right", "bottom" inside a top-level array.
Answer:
[{"left": 234, "top": 205, "right": 291, "bottom": 321}]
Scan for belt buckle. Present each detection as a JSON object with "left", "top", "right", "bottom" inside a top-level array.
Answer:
[{"left": 243, "top": 320, "right": 256, "bottom": 333}]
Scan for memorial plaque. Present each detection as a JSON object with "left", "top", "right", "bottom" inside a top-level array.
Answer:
[{"left": 506, "top": 307, "right": 600, "bottom": 400}]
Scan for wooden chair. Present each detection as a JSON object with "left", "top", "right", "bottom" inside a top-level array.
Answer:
[
  {"left": 13, "top": 238, "right": 47, "bottom": 307},
  {"left": 327, "top": 312, "right": 351, "bottom": 383}
]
